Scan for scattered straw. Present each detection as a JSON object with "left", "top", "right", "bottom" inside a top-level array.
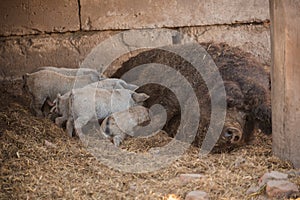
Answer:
[{"left": 0, "top": 81, "right": 299, "bottom": 200}]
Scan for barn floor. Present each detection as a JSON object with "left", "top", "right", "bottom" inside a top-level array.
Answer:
[{"left": 0, "top": 80, "right": 299, "bottom": 200}]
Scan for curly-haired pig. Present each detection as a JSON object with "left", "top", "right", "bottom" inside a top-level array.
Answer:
[
  {"left": 100, "top": 105, "right": 150, "bottom": 146},
  {"left": 66, "top": 88, "right": 149, "bottom": 137},
  {"left": 52, "top": 78, "right": 139, "bottom": 127},
  {"left": 23, "top": 70, "right": 100, "bottom": 117}
]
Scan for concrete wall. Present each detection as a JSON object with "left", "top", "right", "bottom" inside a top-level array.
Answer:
[{"left": 0, "top": 0, "right": 270, "bottom": 79}]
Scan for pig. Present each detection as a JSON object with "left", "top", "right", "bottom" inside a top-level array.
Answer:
[
  {"left": 66, "top": 88, "right": 149, "bottom": 137},
  {"left": 31, "top": 66, "right": 103, "bottom": 79},
  {"left": 23, "top": 70, "right": 100, "bottom": 117},
  {"left": 116, "top": 43, "right": 271, "bottom": 151},
  {"left": 52, "top": 78, "right": 138, "bottom": 127},
  {"left": 100, "top": 105, "right": 151, "bottom": 146},
  {"left": 88, "top": 78, "right": 138, "bottom": 91}
]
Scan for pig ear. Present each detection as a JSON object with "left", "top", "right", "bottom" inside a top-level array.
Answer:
[
  {"left": 120, "top": 81, "right": 138, "bottom": 91},
  {"left": 127, "top": 84, "right": 139, "bottom": 91},
  {"left": 132, "top": 93, "right": 149, "bottom": 103}
]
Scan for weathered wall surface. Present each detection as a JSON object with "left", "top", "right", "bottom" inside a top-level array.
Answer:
[
  {"left": 80, "top": 0, "right": 269, "bottom": 30},
  {"left": 0, "top": 0, "right": 270, "bottom": 79},
  {"left": 181, "top": 24, "right": 271, "bottom": 66},
  {"left": 0, "top": 0, "right": 79, "bottom": 36}
]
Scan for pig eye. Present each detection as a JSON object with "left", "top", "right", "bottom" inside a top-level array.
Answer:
[
  {"left": 228, "top": 99, "right": 234, "bottom": 104},
  {"left": 224, "top": 130, "right": 233, "bottom": 137},
  {"left": 243, "top": 114, "right": 250, "bottom": 121}
]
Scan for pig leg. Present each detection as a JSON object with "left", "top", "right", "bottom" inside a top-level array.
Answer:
[
  {"left": 242, "top": 114, "right": 256, "bottom": 143},
  {"left": 55, "top": 116, "right": 68, "bottom": 127},
  {"left": 66, "top": 117, "right": 74, "bottom": 137},
  {"left": 254, "top": 104, "right": 272, "bottom": 135},
  {"left": 29, "top": 101, "right": 35, "bottom": 113},
  {"left": 30, "top": 99, "right": 43, "bottom": 117},
  {"left": 31, "top": 96, "right": 45, "bottom": 117},
  {"left": 74, "top": 116, "right": 90, "bottom": 137}
]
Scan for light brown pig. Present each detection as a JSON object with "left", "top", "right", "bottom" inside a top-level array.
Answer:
[{"left": 23, "top": 70, "right": 100, "bottom": 117}]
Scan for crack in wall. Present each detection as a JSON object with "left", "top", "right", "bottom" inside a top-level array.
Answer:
[
  {"left": 77, "top": 0, "right": 82, "bottom": 30},
  {"left": 0, "top": 20, "right": 270, "bottom": 39}
]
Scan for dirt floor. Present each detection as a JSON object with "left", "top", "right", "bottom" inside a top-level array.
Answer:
[{"left": 0, "top": 80, "right": 299, "bottom": 200}]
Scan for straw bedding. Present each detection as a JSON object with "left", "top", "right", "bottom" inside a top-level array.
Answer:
[{"left": 0, "top": 80, "right": 299, "bottom": 200}]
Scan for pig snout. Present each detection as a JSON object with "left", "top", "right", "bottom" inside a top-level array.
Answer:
[{"left": 222, "top": 126, "right": 243, "bottom": 144}]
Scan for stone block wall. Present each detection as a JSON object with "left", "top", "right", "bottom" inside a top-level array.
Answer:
[
  {"left": 0, "top": 0, "right": 270, "bottom": 79},
  {"left": 0, "top": 0, "right": 79, "bottom": 36}
]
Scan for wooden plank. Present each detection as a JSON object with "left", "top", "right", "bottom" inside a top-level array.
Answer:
[{"left": 270, "top": 0, "right": 300, "bottom": 168}]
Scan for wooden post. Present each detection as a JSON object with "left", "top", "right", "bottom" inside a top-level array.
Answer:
[{"left": 270, "top": 0, "right": 300, "bottom": 168}]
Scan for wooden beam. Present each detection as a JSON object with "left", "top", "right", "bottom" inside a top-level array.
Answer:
[{"left": 270, "top": 0, "right": 300, "bottom": 168}]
